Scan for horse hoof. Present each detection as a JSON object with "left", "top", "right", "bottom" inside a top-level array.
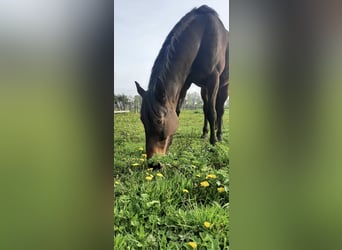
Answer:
[
  {"left": 210, "top": 139, "right": 217, "bottom": 145},
  {"left": 201, "top": 134, "right": 207, "bottom": 139}
]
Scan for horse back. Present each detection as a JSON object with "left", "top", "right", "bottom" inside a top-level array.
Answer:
[{"left": 189, "top": 13, "right": 229, "bottom": 85}]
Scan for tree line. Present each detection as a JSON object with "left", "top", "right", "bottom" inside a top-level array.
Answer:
[
  {"left": 114, "top": 91, "right": 205, "bottom": 112},
  {"left": 114, "top": 94, "right": 142, "bottom": 112},
  {"left": 114, "top": 92, "right": 229, "bottom": 112}
]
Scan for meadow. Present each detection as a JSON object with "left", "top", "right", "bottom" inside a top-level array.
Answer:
[{"left": 114, "top": 109, "right": 229, "bottom": 249}]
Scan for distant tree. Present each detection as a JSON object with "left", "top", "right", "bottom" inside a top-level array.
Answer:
[
  {"left": 133, "top": 95, "right": 142, "bottom": 113},
  {"left": 114, "top": 94, "right": 120, "bottom": 110},
  {"left": 114, "top": 94, "right": 129, "bottom": 110},
  {"left": 184, "top": 91, "right": 202, "bottom": 110},
  {"left": 114, "top": 94, "right": 141, "bottom": 112},
  {"left": 127, "top": 96, "right": 134, "bottom": 111}
]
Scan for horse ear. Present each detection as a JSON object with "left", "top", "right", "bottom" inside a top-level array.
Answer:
[{"left": 135, "top": 81, "right": 146, "bottom": 97}]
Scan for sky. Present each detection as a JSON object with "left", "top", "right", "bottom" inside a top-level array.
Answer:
[{"left": 114, "top": 0, "right": 229, "bottom": 96}]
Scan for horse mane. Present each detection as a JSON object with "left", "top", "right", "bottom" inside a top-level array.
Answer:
[{"left": 148, "top": 5, "right": 219, "bottom": 92}]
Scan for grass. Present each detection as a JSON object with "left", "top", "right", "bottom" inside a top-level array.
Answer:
[{"left": 114, "top": 109, "right": 229, "bottom": 249}]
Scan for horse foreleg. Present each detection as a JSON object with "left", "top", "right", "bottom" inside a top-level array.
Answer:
[
  {"left": 206, "top": 74, "right": 219, "bottom": 145},
  {"left": 216, "top": 83, "right": 229, "bottom": 141},
  {"left": 176, "top": 96, "right": 184, "bottom": 116},
  {"left": 176, "top": 80, "right": 192, "bottom": 116},
  {"left": 200, "top": 88, "right": 209, "bottom": 138}
]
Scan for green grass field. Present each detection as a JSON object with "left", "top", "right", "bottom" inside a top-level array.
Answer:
[{"left": 114, "top": 109, "right": 229, "bottom": 249}]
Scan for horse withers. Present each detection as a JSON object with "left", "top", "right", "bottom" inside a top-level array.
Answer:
[{"left": 135, "top": 5, "right": 229, "bottom": 164}]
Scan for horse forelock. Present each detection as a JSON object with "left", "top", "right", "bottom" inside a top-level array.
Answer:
[{"left": 142, "top": 92, "right": 166, "bottom": 121}]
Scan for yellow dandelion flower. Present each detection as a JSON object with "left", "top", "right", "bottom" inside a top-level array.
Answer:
[
  {"left": 200, "top": 181, "right": 210, "bottom": 187},
  {"left": 145, "top": 175, "right": 153, "bottom": 181},
  {"left": 217, "top": 187, "right": 225, "bottom": 193},
  {"left": 114, "top": 180, "right": 120, "bottom": 185},
  {"left": 187, "top": 242, "right": 197, "bottom": 249},
  {"left": 206, "top": 174, "right": 217, "bottom": 179},
  {"left": 204, "top": 221, "right": 211, "bottom": 228},
  {"left": 131, "top": 163, "right": 139, "bottom": 167},
  {"left": 196, "top": 174, "right": 201, "bottom": 177},
  {"left": 138, "top": 147, "right": 144, "bottom": 151},
  {"left": 183, "top": 189, "right": 189, "bottom": 193},
  {"left": 156, "top": 173, "right": 163, "bottom": 177},
  {"left": 141, "top": 153, "right": 147, "bottom": 158}
]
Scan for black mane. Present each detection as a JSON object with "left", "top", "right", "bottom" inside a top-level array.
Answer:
[{"left": 148, "top": 5, "right": 218, "bottom": 91}]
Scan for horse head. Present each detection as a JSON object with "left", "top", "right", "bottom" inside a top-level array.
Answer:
[{"left": 135, "top": 81, "right": 179, "bottom": 161}]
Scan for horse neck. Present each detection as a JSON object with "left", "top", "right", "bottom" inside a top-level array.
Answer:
[
  {"left": 163, "top": 76, "right": 188, "bottom": 108},
  {"left": 160, "top": 50, "right": 194, "bottom": 108},
  {"left": 152, "top": 20, "right": 204, "bottom": 108}
]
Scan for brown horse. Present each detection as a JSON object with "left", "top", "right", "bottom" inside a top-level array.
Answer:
[{"left": 135, "top": 5, "right": 229, "bottom": 160}]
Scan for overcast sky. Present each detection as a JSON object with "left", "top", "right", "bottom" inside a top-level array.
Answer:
[{"left": 114, "top": 0, "right": 229, "bottom": 96}]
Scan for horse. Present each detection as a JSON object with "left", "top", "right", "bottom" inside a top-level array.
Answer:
[{"left": 135, "top": 5, "right": 229, "bottom": 161}]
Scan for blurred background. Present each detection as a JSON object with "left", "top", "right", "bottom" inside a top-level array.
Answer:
[
  {"left": 0, "top": 1, "right": 112, "bottom": 249},
  {"left": 1, "top": 0, "right": 342, "bottom": 249},
  {"left": 231, "top": 1, "right": 342, "bottom": 250}
]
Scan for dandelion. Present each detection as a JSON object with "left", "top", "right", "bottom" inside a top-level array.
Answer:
[
  {"left": 187, "top": 242, "right": 197, "bottom": 249},
  {"left": 217, "top": 187, "right": 225, "bottom": 193},
  {"left": 206, "top": 174, "right": 217, "bottom": 179},
  {"left": 114, "top": 180, "right": 120, "bottom": 185},
  {"left": 204, "top": 221, "right": 211, "bottom": 228},
  {"left": 138, "top": 147, "right": 144, "bottom": 151},
  {"left": 141, "top": 153, "right": 147, "bottom": 158},
  {"left": 132, "top": 163, "right": 139, "bottom": 167},
  {"left": 156, "top": 173, "right": 163, "bottom": 177},
  {"left": 196, "top": 174, "right": 201, "bottom": 178},
  {"left": 145, "top": 175, "right": 153, "bottom": 181},
  {"left": 200, "top": 181, "right": 210, "bottom": 187},
  {"left": 183, "top": 189, "right": 189, "bottom": 193}
]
